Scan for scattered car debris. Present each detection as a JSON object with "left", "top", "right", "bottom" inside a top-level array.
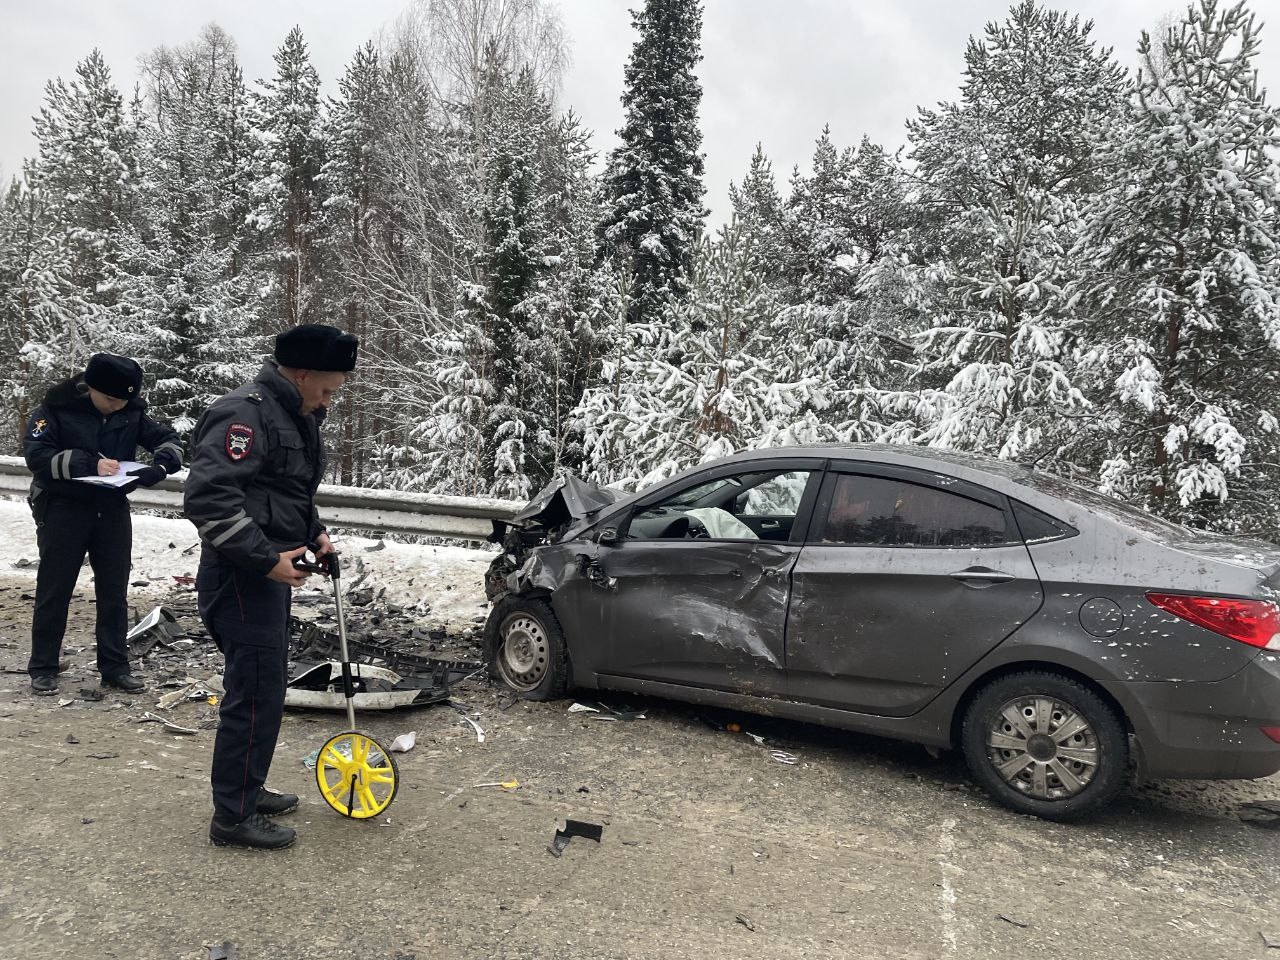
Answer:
[
  {"left": 88, "top": 752, "right": 118, "bottom": 760},
  {"left": 735, "top": 914, "right": 756, "bottom": 933},
  {"left": 547, "top": 818, "right": 604, "bottom": 857},
  {"left": 473, "top": 779, "right": 520, "bottom": 790},
  {"left": 770, "top": 750, "right": 798, "bottom": 765},
  {"left": 138, "top": 711, "right": 198, "bottom": 735},
  {"left": 66, "top": 734, "right": 79, "bottom": 744},
  {"left": 285, "top": 660, "right": 463, "bottom": 712},
  {"left": 458, "top": 714, "right": 485, "bottom": 743},
  {"left": 81, "top": 818, "right": 94, "bottom": 825},
  {"left": 156, "top": 678, "right": 222, "bottom": 710},
  {"left": 78, "top": 688, "right": 104, "bottom": 702},
  {"left": 388, "top": 732, "right": 417, "bottom": 753},
  {"left": 301, "top": 748, "right": 321, "bottom": 770},
  {"left": 207, "top": 941, "right": 238, "bottom": 960},
  {"left": 125, "top": 606, "right": 183, "bottom": 658},
  {"left": 1262, "top": 932, "right": 1280, "bottom": 949},
  {"left": 997, "top": 914, "right": 1030, "bottom": 929},
  {"left": 568, "top": 702, "right": 600, "bottom": 714}
]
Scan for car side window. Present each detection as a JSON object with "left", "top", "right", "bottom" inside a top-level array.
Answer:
[
  {"left": 819, "top": 473, "right": 1010, "bottom": 547},
  {"left": 629, "top": 470, "right": 814, "bottom": 541}
]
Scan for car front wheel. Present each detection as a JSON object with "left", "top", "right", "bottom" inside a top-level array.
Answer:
[
  {"left": 961, "top": 671, "right": 1128, "bottom": 821},
  {"left": 485, "top": 596, "right": 569, "bottom": 701}
]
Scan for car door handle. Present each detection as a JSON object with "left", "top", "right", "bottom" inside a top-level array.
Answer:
[{"left": 948, "top": 567, "right": 1016, "bottom": 584}]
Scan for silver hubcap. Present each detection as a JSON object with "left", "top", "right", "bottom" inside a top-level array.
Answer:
[
  {"left": 986, "top": 695, "right": 1099, "bottom": 801},
  {"left": 498, "top": 614, "right": 549, "bottom": 691}
]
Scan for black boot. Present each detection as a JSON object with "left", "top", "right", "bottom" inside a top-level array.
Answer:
[
  {"left": 257, "top": 787, "right": 299, "bottom": 817},
  {"left": 102, "top": 673, "right": 145, "bottom": 693},
  {"left": 209, "top": 812, "right": 297, "bottom": 850},
  {"left": 31, "top": 675, "right": 58, "bottom": 696}
]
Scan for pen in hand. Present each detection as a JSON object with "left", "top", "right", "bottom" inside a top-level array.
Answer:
[{"left": 97, "top": 452, "right": 121, "bottom": 477}]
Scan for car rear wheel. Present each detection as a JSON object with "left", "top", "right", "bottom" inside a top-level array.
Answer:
[
  {"left": 961, "top": 671, "right": 1128, "bottom": 821},
  {"left": 485, "top": 596, "right": 569, "bottom": 701}
]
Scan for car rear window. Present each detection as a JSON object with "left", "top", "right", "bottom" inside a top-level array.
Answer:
[
  {"left": 819, "top": 474, "right": 1011, "bottom": 547},
  {"left": 1013, "top": 471, "right": 1186, "bottom": 539}
]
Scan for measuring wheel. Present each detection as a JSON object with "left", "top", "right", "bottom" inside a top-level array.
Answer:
[
  {"left": 295, "top": 548, "right": 402, "bottom": 821},
  {"left": 315, "top": 730, "right": 400, "bottom": 819}
]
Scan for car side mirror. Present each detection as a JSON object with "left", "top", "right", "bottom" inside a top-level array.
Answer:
[{"left": 596, "top": 526, "right": 620, "bottom": 546}]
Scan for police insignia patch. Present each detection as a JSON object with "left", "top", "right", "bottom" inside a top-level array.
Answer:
[
  {"left": 225, "top": 423, "right": 254, "bottom": 461},
  {"left": 30, "top": 418, "right": 48, "bottom": 438}
]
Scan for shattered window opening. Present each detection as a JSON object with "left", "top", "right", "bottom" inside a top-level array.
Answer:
[{"left": 628, "top": 470, "right": 814, "bottom": 542}]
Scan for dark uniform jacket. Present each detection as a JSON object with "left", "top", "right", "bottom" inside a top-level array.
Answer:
[
  {"left": 184, "top": 361, "right": 327, "bottom": 576},
  {"left": 24, "top": 377, "right": 183, "bottom": 507}
]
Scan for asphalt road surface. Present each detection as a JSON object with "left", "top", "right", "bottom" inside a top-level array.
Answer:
[{"left": 1, "top": 581, "right": 1278, "bottom": 960}]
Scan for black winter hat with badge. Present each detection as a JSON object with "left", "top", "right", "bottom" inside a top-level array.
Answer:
[
  {"left": 83, "top": 353, "right": 144, "bottom": 400},
  {"left": 274, "top": 324, "right": 359, "bottom": 372}
]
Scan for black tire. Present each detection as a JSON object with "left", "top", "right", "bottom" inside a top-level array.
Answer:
[
  {"left": 484, "top": 595, "right": 569, "bottom": 701},
  {"left": 961, "top": 671, "right": 1128, "bottom": 821}
]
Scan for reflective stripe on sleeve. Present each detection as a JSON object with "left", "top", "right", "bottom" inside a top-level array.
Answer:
[
  {"left": 210, "top": 516, "right": 253, "bottom": 547},
  {"left": 199, "top": 509, "right": 247, "bottom": 542},
  {"left": 51, "top": 449, "right": 74, "bottom": 480}
]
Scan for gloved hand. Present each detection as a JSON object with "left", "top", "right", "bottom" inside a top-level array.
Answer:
[
  {"left": 154, "top": 449, "right": 182, "bottom": 474},
  {"left": 126, "top": 465, "right": 167, "bottom": 488}
]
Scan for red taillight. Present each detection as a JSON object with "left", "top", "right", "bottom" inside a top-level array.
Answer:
[
  {"left": 1262, "top": 727, "right": 1280, "bottom": 744},
  {"left": 1145, "top": 592, "right": 1280, "bottom": 650}
]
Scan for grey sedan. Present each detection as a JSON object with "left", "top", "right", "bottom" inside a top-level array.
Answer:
[{"left": 484, "top": 445, "right": 1280, "bottom": 820}]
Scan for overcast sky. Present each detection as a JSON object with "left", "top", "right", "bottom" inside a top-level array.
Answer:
[{"left": 2, "top": 1, "right": 1278, "bottom": 225}]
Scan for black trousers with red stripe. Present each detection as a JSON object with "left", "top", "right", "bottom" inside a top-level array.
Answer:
[{"left": 197, "top": 550, "right": 291, "bottom": 823}]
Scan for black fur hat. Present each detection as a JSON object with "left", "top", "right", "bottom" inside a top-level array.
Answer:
[
  {"left": 83, "top": 353, "right": 143, "bottom": 400},
  {"left": 274, "top": 324, "right": 359, "bottom": 372}
]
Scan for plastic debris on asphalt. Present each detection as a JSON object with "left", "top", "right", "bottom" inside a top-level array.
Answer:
[
  {"left": 389, "top": 731, "right": 417, "bottom": 753},
  {"left": 547, "top": 818, "right": 603, "bottom": 857}
]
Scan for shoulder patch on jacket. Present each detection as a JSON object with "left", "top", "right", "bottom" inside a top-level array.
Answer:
[
  {"left": 225, "top": 423, "right": 255, "bottom": 461},
  {"left": 29, "top": 417, "right": 48, "bottom": 439},
  {"left": 247, "top": 392, "right": 264, "bottom": 405}
]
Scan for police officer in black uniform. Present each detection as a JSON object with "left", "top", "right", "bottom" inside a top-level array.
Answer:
[
  {"left": 24, "top": 353, "right": 183, "bottom": 696},
  {"left": 184, "top": 324, "right": 357, "bottom": 850}
]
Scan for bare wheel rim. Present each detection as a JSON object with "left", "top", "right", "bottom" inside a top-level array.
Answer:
[
  {"left": 498, "top": 613, "right": 550, "bottom": 691},
  {"left": 986, "top": 695, "right": 1100, "bottom": 801}
]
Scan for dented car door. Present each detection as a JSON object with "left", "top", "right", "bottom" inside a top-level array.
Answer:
[
  {"left": 785, "top": 463, "right": 1043, "bottom": 716},
  {"left": 584, "top": 461, "right": 824, "bottom": 698}
]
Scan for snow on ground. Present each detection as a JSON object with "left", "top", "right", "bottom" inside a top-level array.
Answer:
[{"left": 0, "top": 495, "right": 496, "bottom": 631}]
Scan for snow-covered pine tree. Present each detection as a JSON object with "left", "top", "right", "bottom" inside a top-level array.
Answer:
[
  {"left": 578, "top": 219, "right": 814, "bottom": 488},
  {"left": 0, "top": 178, "right": 73, "bottom": 447},
  {"left": 130, "top": 25, "right": 264, "bottom": 433},
  {"left": 417, "top": 52, "right": 600, "bottom": 499},
  {"left": 728, "top": 144, "right": 786, "bottom": 288},
  {"left": 25, "top": 49, "right": 142, "bottom": 369},
  {"left": 319, "top": 40, "right": 385, "bottom": 485},
  {"left": 1076, "top": 0, "right": 1280, "bottom": 533},
  {"left": 896, "top": 1, "right": 1127, "bottom": 462},
  {"left": 768, "top": 131, "right": 914, "bottom": 444},
  {"left": 247, "top": 26, "right": 326, "bottom": 332},
  {"left": 521, "top": 110, "right": 616, "bottom": 479},
  {"left": 598, "top": 0, "right": 708, "bottom": 328}
]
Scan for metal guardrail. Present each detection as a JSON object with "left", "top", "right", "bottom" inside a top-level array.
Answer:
[{"left": 0, "top": 455, "right": 521, "bottom": 542}]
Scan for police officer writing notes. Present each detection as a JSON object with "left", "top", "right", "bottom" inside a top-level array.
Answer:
[
  {"left": 23, "top": 353, "right": 183, "bottom": 696},
  {"left": 184, "top": 324, "right": 357, "bottom": 850}
]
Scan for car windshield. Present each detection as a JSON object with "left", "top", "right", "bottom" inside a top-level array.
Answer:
[{"left": 1014, "top": 470, "right": 1188, "bottom": 539}]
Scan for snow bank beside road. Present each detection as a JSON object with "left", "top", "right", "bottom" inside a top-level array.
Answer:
[{"left": 0, "top": 496, "right": 495, "bottom": 630}]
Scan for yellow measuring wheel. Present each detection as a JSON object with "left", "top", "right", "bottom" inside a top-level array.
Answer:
[
  {"left": 296, "top": 550, "right": 400, "bottom": 819},
  {"left": 315, "top": 730, "right": 399, "bottom": 818}
]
